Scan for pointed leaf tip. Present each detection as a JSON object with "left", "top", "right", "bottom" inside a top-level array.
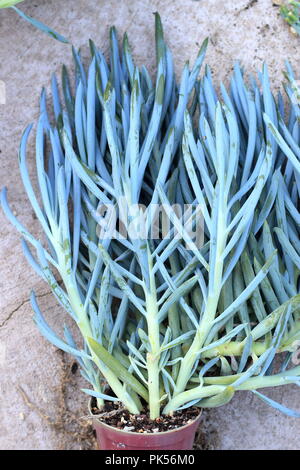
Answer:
[{"left": 154, "top": 12, "right": 165, "bottom": 63}]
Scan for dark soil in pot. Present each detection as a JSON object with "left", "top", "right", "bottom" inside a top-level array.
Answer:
[
  {"left": 89, "top": 398, "right": 202, "bottom": 450},
  {"left": 91, "top": 398, "right": 200, "bottom": 433}
]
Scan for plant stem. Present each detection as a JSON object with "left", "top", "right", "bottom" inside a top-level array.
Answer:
[
  {"left": 174, "top": 295, "right": 220, "bottom": 394},
  {"left": 145, "top": 255, "right": 161, "bottom": 419},
  {"left": 168, "top": 254, "right": 183, "bottom": 381},
  {"left": 92, "top": 356, "right": 140, "bottom": 414},
  {"left": 55, "top": 241, "right": 141, "bottom": 413},
  {"left": 174, "top": 185, "right": 227, "bottom": 396},
  {"left": 198, "top": 339, "right": 266, "bottom": 358},
  {"left": 163, "top": 366, "right": 300, "bottom": 414}
]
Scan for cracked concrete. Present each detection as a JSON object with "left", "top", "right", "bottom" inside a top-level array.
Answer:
[
  {"left": 0, "top": 0, "right": 299, "bottom": 450},
  {"left": 0, "top": 290, "right": 51, "bottom": 328}
]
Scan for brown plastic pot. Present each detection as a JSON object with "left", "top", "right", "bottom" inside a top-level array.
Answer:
[{"left": 89, "top": 400, "right": 201, "bottom": 450}]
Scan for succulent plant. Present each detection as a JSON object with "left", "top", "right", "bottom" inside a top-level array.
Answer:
[{"left": 1, "top": 14, "right": 300, "bottom": 420}]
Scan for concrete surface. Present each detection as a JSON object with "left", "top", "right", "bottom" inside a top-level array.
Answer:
[{"left": 0, "top": 0, "right": 299, "bottom": 450}]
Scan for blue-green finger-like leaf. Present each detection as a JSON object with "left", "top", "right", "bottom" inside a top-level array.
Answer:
[
  {"left": 127, "top": 341, "right": 146, "bottom": 364},
  {"left": 97, "top": 265, "right": 111, "bottom": 343},
  {"left": 222, "top": 217, "right": 252, "bottom": 285},
  {"left": 175, "top": 398, "right": 201, "bottom": 411},
  {"left": 231, "top": 348, "right": 273, "bottom": 388},
  {"left": 259, "top": 305, "right": 292, "bottom": 376},
  {"left": 254, "top": 170, "right": 279, "bottom": 234},
  {"left": 201, "top": 324, "right": 247, "bottom": 355},
  {"left": 74, "top": 81, "right": 87, "bottom": 164},
  {"left": 252, "top": 391, "right": 300, "bottom": 418},
  {"left": 158, "top": 276, "right": 199, "bottom": 321},
  {"left": 31, "top": 291, "right": 89, "bottom": 360},
  {"left": 97, "top": 242, "right": 147, "bottom": 317},
  {"left": 264, "top": 113, "right": 300, "bottom": 175},
  {"left": 160, "top": 330, "right": 196, "bottom": 352},
  {"left": 36, "top": 242, "right": 76, "bottom": 319},
  {"left": 0, "top": 188, "right": 57, "bottom": 267},
  {"left": 157, "top": 184, "right": 209, "bottom": 271},
  {"left": 109, "top": 296, "right": 129, "bottom": 353},
  {"left": 188, "top": 38, "right": 208, "bottom": 94},
  {"left": 262, "top": 64, "right": 277, "bottom": 163},
  {"left": 72, "top": 47, "right": 87, "bottom": 91},
  {"left": 263, "top": 222, "right": 289, "bottom": 304},
  {"left": 250, "top": 295, "right": 300, "bottom": 341},
  {"left": 240, "top": 250, "right": 266, "bottom": 322},
  {"left": 87, "top": 58, "right": 96, "bottom": 170},
  {"left": 82, "top": 389, "right": 120, "bottom": 401},
  {"left": 63, "top": 130, "right": 111, "bottom": 205},
  {"left": 275, "top": 227, "right": 300, "bottom": 270},
  {"left": 51, "top": 73, "right": 61, "bottom": 120},
  {"left": 63, "top": 325, "right": 85, "bottom": 368},
  {"left": 237, "top": 335, "right": 253, "bottom": 373},
  {"left": 18, "top": 124, "right": 54, "bottom": 240},
  {"left": 36, "top": 115, "right": 54, "bottom": 220},
  {"left": 213, "top": 251, "right": 276, "bottom": 326},
  {"left": 21, "top": 239, "right": 43, "bottom": 277},
  {"left": 109, "top": 26, "right": 122, "bottom": 103},
  {"left": 199, "top": 357, "right": 219, "bottom": 377},
  {"left": 12, "top": 6, "right": 69, "bottom": 43}
]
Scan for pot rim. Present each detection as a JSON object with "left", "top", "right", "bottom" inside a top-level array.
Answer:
[{"left": 88, "top": 398, "right": 202, "bottom": 437}]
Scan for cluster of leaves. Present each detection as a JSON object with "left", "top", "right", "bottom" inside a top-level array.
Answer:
[{"left": 1, "top": 14, "right": 300, "bottom": 418}]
